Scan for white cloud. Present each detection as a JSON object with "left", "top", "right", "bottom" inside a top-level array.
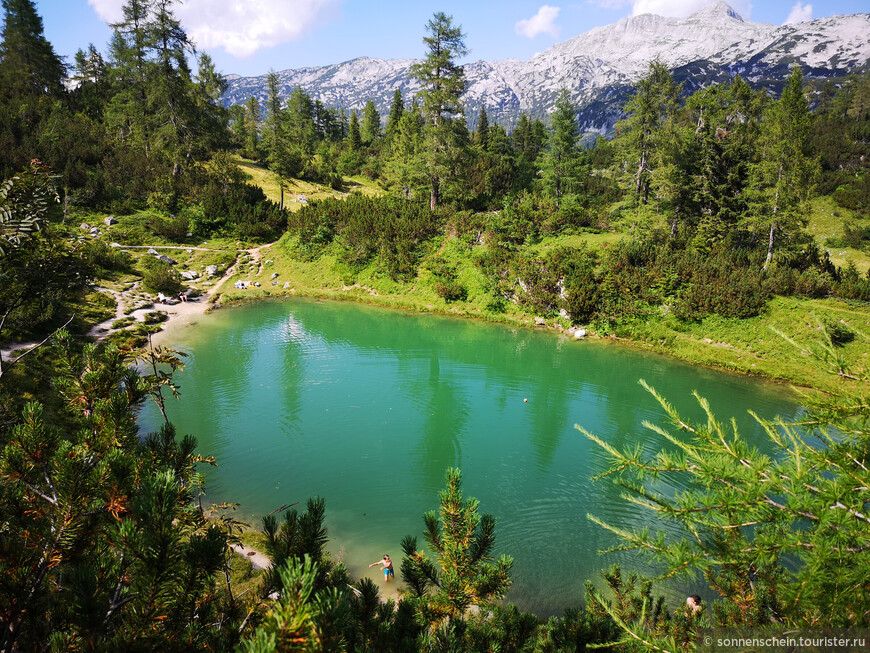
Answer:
[
  {"left": 515, "top": 5, "right": 562, "bottom": 39},
  {"left": 87, "top": 0, "right": 124, "bottom": 24},
  {"left": 87, "top": 0, "right": 340, "bottom": 58},
  {"left": 784, "top": 1, "right": 812, "bottom": 24}
]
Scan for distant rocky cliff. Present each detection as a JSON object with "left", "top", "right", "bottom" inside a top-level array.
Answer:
[{"left": 220, "top": 2, "right": 870, "bottom": 133}]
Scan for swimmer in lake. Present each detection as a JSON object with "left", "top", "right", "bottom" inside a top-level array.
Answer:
[{"left": 369, "top": 554, "right": 394, "bottom": 582}]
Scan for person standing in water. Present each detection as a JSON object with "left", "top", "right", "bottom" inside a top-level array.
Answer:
[{"left": 369, "top": 554, "right": 394, "bottom": 582}]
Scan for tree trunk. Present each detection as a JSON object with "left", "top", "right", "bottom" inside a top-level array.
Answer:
[
  {"left": 279, "top": 185, "right": 284, "bottom": 212},
  {"left": 670, "top": 206, "right": 679, "bottom": 239},
  {"left": 763, "top": 221, "right": 776, "bottom": 272},
  {"left": 430, "top": 178, "right": 439, "bottom": 211}
]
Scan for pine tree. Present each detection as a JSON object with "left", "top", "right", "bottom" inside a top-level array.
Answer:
[
  {"left": 384, "top": 87, "right": 404, "bottom": 139},
  {"left": 243, "top": 95, "right": 260, "bottom": 160},
  {"left": 476, "top": 105, "right": 489, "bottom": 149},
  {"left": 361, "top": 99, "right": 381, "bottom": 145},
  {"left": 0, "top": 0, "right": 65, "bottom": 100},
  {"left": 348, "top": 109, "right": 362, "bottom": 151},
  {"left": 401, "top": 468, "right": 513, "bottom": 632},
  {"left": 410, "top": 12, "right": 468, "bottom": 210},
  {"left": 540, "top": 89, "right": 582, "bottom": 199}
]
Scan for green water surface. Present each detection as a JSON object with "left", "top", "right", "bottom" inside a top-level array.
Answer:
[{"left": 138, "top": 297, "right": 800, "bottom": 616}]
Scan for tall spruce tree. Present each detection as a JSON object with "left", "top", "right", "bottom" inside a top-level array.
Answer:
[
  {"left": 348, "top": 109, "right": 362, "bottom": 151},
  {"left": 385, "top": 87, "right": 404, "bottom": 140},
  {"left": 476, "top": 105, "right": 489, "bottom": 149},
  {"left": 540, "top": 89, "right": 582, "bottom": 199},
  {"left": 361, "top": 99, "right": 381, "bottom": 145},
  {"left": 0, "top": 0, "right": 65, "bottom": 100},
  {"left": 410, "top": 12, "right": 468, "bottom": 210}
]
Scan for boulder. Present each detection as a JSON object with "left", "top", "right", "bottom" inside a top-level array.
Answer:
[
  {"left": 109, "top": 242, "right": 122, "bottom": 248},
  {"left": 205, "top": 265, "right": 219, "bottom": 277},
  {"left": 156, "top": 254, "right": 177, "bottom": 265},
  {"left": 186, "top": 248, "right": 193, "bottom": 254},
  {"left": 104, "top": 216, "right": 118, "bottom": 226},
  {"left": 80, "top": 222, "right": 90, "bottom": 230},
  {"left": 147, "top": 248, "right": 159, "bottom": 255},
  {"left": 534, "top": 317, "right": 546, "bottom": 326},
  {"left": 271, "top": 272, "right": 279, "bottom": 279},
  {"left": 574, "top": 328, "right": 587, "bottom": 340},
  {"left": 283, "top": 282, "right": 291, "bottom": 289},
  {"left": 181, "top": 270, "right": 199, "bottom": 280}
]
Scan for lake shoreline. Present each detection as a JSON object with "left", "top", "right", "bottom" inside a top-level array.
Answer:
[{"left": 151, "top": 283, "right": 809, "bottom": 397}]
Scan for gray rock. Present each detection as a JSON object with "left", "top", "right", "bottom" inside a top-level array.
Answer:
[
  {"left": 534, "top": 317, "right": 546, "bottom": 326},
  {"left": 181, "top": 270, "right": 199, "bottom": 280},
  {"left": 109, "top": 242, "right": 122, "bottom": 248},
  {"left": 574, "top": 328, "right": 587, "bottom": 339},
  {"left": 156, "top": 254, "right": 177, "bottom": 265},
  {"left": 186, "top": 248, "right": 193, "bottom": 254},
  {"left": 147, "top": 248, "right": 159, "bottom": 255},
  {"left": 104, "top": 216, "right": 118, "bottom": 226},
  {"left": 80, "top": 222, "right": 90, "bottom": 230},
  {"left": 205, "top": 265, "right": 219, "bottom": 277},
  {"left": 283, "top": 282, "right": 291, "bottom": 289},
  {"left": 271, "top": 272, "right": 279, "bottom": 279}
]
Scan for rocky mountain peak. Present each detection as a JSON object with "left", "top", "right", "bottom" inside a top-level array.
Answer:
[{"left": 688, "top": 1, "right": 746, "bottom": 23}]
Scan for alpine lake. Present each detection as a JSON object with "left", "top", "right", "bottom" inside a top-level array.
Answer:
[{"left": 137, "top": 296, "right": 801, "bottom": 616}]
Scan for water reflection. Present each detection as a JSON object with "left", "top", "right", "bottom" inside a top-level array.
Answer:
[{"left": 141, "top": 297, "right": 800, "bottom": 617}]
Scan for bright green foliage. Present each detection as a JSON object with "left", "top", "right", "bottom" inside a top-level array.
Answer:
[
  {"left": 261, "top": 497, "right": 349, "bottom": 598},
  {"left": 582, "top": 331, "right": 870, "bottom": 627},
  {"left": 238, "top": 556, "right": 349, "bottom": 653},
  {"left": 410, "top": 12, "right": 468, "bottom": 210},
  {"left": 400, "top": 468, "right": 513, "bottom": 631},
  {"left": 747, "top": 66, "right": 819, "bottom": 270}
]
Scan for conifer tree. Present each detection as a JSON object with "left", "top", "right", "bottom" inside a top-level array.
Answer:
[
  {"left": 410, "top": 12, "right": 468, "bottom": 210},
  {"left": 361, "top": 99, "right": 381, "bottom": 145},
  {"left": 540, "top": 89, "right": 582, "bottom": 199},
  {"left": 617, "top": 61, "right": 682, "bottom": 204},
  {"left": 384, "top": 87, "right": 404, "bottom": 139},
  {"left": 0, "top": 0, "right": 65, "bottom": 100},
  {"left": 244, "top": 95, "right": 261, "bottom": 160},
  {"left": 476, "top": 105, "right": 490, "bottom": 148},
  {"left": 748, "top": 66, "right": 818, "bottom": 270},
  {"left": 348, "top": 109, "right": 362, "bottom": 151},
  {"left": 401, "top": 468, "right": 513, "bottom": 632}
]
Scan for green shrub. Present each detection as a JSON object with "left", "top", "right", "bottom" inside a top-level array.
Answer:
[
  {"left": 143, "top": 311, "right": 168, "bottom": 325},
  {"left": 142, "top": 261, "right": 182, "bottom": 295},
  {"left": 147, "top": 213, "right": 190, "bottom": 241},
  {"left": 434, "top": 280, "right": 467, "bottom": 302}
]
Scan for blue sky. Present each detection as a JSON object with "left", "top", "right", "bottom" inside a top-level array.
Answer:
[{"left": 33, "top": 0, "right": 870, "bottom": 77}]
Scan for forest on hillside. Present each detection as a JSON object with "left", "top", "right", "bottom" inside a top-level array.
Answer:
[{"left": 2, "top": 0, "right": 870, "bottom": 651}]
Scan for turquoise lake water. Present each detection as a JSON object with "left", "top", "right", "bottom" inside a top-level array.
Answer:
[{"left": 138, "top": 297, "right": 800, "bottom": 616}]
